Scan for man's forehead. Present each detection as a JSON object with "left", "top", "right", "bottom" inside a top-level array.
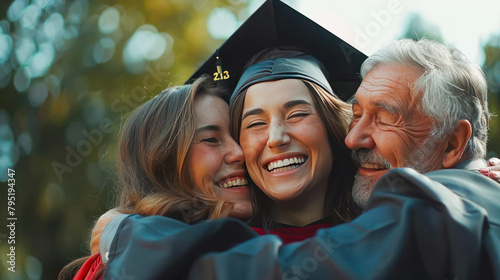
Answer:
[{"left": 352, "top": 65, "right": 423, "bottom": 108}]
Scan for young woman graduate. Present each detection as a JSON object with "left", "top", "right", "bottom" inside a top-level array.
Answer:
[
  {"left": 183, "top": 0, "right": 367, "bottom": 243},
  {"left": 94, "top": 0, "right": 364, "bottom": 278},
  {"left": 59, "top": 75, "right": 254, "bottom": 280},
  {"left": 230, "top": 48, "right": 358, "bottom": 243}
]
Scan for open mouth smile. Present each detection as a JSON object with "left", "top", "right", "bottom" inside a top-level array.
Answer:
[
  {"left": 266, "top": 156, "right": 307, "bottom": 173},
  {"left": 359, "top": 163, "right": 389, "bottom": 170},
  {"left": 216, "top": 178, "right": 248, "bottom": 189}
]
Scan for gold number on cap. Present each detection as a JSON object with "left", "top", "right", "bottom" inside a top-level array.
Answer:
[{"left": 213, "top": 65, "right": 230, "bottom": 81}]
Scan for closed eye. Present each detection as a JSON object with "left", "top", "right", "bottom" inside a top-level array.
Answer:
[
  {"left": 201, "top": 137, "right": 219, "bottom": 143},
  {"left": 289, "top": 112, "right": 309, "bottom": 119},
  {"left": 246, "top": 121, "right": 266, "bottom": 129}
]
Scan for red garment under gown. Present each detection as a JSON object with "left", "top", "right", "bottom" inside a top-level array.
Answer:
[
  {"left": 251, "top": 219, "right": 334, "bottom": 244},
  {"left": 73, "top": 253, "right": 103, "bottom": 280}
]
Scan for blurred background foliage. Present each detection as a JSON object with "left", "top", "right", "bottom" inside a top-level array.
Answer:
[{"left": 0, "top": 0, "right": 498, "bottom": 279}]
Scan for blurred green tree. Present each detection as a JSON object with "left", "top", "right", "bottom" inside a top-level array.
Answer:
[
  {"left": 483, "top": 34, "right": 500, "bottom": 157},
  {"left": 400, "top": 13, "right": 444, "bottom": 42}
]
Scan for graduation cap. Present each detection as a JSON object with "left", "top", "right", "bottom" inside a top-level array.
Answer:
[{"left": 187, "top": 0, "right": 367, "bottom": 102}]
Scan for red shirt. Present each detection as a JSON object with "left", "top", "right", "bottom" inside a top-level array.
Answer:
[
  {"left": 73, "top": 253, "right": 103, "bottom": 280},
  {"left": 252, "top": 220, "right": 334, "bottom": 244}
]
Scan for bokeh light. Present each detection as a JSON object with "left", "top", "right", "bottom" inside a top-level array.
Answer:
[
  {"left": 98, "top": 7, "right": 121, "bottom": 34},
  {"left": 13, "top": 67, "right": 31, "bottom": 92},
  {"left": 18, "top": 131, "right": 33, "bottom": 155},
  {"left": 27, "top": 80, "right": 49, "bottom": 107},
  {"left": 15, "top": 38, "right": 36, "bottom": 66},
  {"left": 20, "top": 4, "right": 41, "bottom": 31},
  {"left": 0, "top": 124, "right": 14, "bottom": 167},
  {"left": 27, "top": 42, "right": 55, "bottom": 78},
  {"left": 0, "top": 33, "right": 12, "bottom": 64},
  {"left": 122, "top": 24, "right": 170, "bottom": 73},
  {"left": 7, "top": 0, "right": 28, "bottom": 22},
  {"left": 0, "top": 110, "right": 20, "bottom": 182},
  {"left": 25, "top": 255, "right": 43, "bottom": 280},
  {"left": 93, "top": 37, "right": 115, "bottom": 64},
  {"left": 207, "top": 8, "right": 239, "bottom": 39},
  {"left": 43, "top": 13, "right": 65, "bottom": 42}
]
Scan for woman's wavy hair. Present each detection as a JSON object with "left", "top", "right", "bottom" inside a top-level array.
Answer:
[
  {"left": 59, "top": 75, "right": 233, "bottom": 279},
  {"left": 116, "top": 74, "right": 234, "bottom": 221},
  {"left": 229, "top": 48, "right": 359, "bottom": 229}
]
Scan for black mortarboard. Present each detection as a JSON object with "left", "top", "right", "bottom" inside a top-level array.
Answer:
[{"left": 187, "top": 0, "right": 367, "bottom": 102}]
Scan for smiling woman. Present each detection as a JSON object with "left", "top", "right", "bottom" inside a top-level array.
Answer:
[
  {"left": 240, "top": 79, "right": 334, "bottom": 225},
  {"left": 59, "top": 75, "right": 253, "bottom": 279},
  {"left": 186, "top": 91, "right": 251, "bottom": 219},
  {"left": 230, "top": 49, "right": 359, "bottom": 236}
]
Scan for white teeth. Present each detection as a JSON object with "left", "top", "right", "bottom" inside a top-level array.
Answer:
[
  {"left": 218, "top": 178, "right": 248, "bottom": 189},
  {"left": 267, "top": 157, "right": 306, "bottom": 172},
  {"left": 361, "top": 163, "right": 385, "bottom": 169},
  {"left": 270, "top": 165, "right": 299, "bottom": 173}
]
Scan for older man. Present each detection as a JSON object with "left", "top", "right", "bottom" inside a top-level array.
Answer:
[
  {"left": 181, "top": 39, "right": 500, "bottom": 279},
  {"left": 346, "top": 39, "right": 491, "bottom": 208}
]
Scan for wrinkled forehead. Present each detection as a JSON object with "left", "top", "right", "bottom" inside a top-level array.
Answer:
[{"left": 352, "top": 64, "right": 424, "bottom": 108}]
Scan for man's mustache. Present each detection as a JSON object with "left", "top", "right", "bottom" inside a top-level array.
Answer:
[{"left": 351, "top": 149, "right": 391, "bottom": 169}]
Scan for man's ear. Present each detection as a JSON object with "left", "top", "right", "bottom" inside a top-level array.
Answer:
[{"left": 442, "top": 119, "right": 472, "bottom": 168}]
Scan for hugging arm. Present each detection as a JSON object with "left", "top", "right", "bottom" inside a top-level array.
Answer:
[
  {"left": 189, "top": 168, "right": 500, "bottom": 280},
  {"left": 101, "top": 215, "right": 258, "bottom": 280},
  {"left": 482, "top": 157, "right": 500, "bottom": 182}
]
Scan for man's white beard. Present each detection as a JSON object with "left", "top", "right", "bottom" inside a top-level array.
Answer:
[
  {"left": 352, "top": 172, "right": 379, "bottom": 209},
  {"left": 351, "top": 136, "right": 440, "bottom": 209}
]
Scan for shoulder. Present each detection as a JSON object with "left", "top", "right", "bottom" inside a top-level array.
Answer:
[
  {"left": 372, "top": 167, "right": 500, "bottom": 224},
  {"left": 90, "top": 208, "right": 121, "bottom": 254}
]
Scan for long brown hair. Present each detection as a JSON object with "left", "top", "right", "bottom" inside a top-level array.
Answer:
[
  {"left": 59, "top": 75, "right": 233, "bottom": 280},
  {"left": 230, "top": 79, "right": 359, "bottom": 230},
  {"left": 115, "top": 75, "right": 233, "bottom": 221}
]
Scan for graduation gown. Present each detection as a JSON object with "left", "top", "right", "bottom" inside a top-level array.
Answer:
[
  {"left": 190, "top": 161, "right": 500, "bottom": 279},
  {"left": 101, "top": 216, "right": 257, "bottom": 279},
  {"left": 102, "top": 160, "right": 500, "bottom": 279}
]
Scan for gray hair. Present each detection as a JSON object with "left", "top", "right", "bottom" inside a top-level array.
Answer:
[{"left": 360, "top": 39, "right": 490, "bottom": 158}]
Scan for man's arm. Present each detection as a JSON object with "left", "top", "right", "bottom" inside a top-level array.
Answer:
[{"left": 189, "top": 168, "right": 499, "bottom": 280}]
